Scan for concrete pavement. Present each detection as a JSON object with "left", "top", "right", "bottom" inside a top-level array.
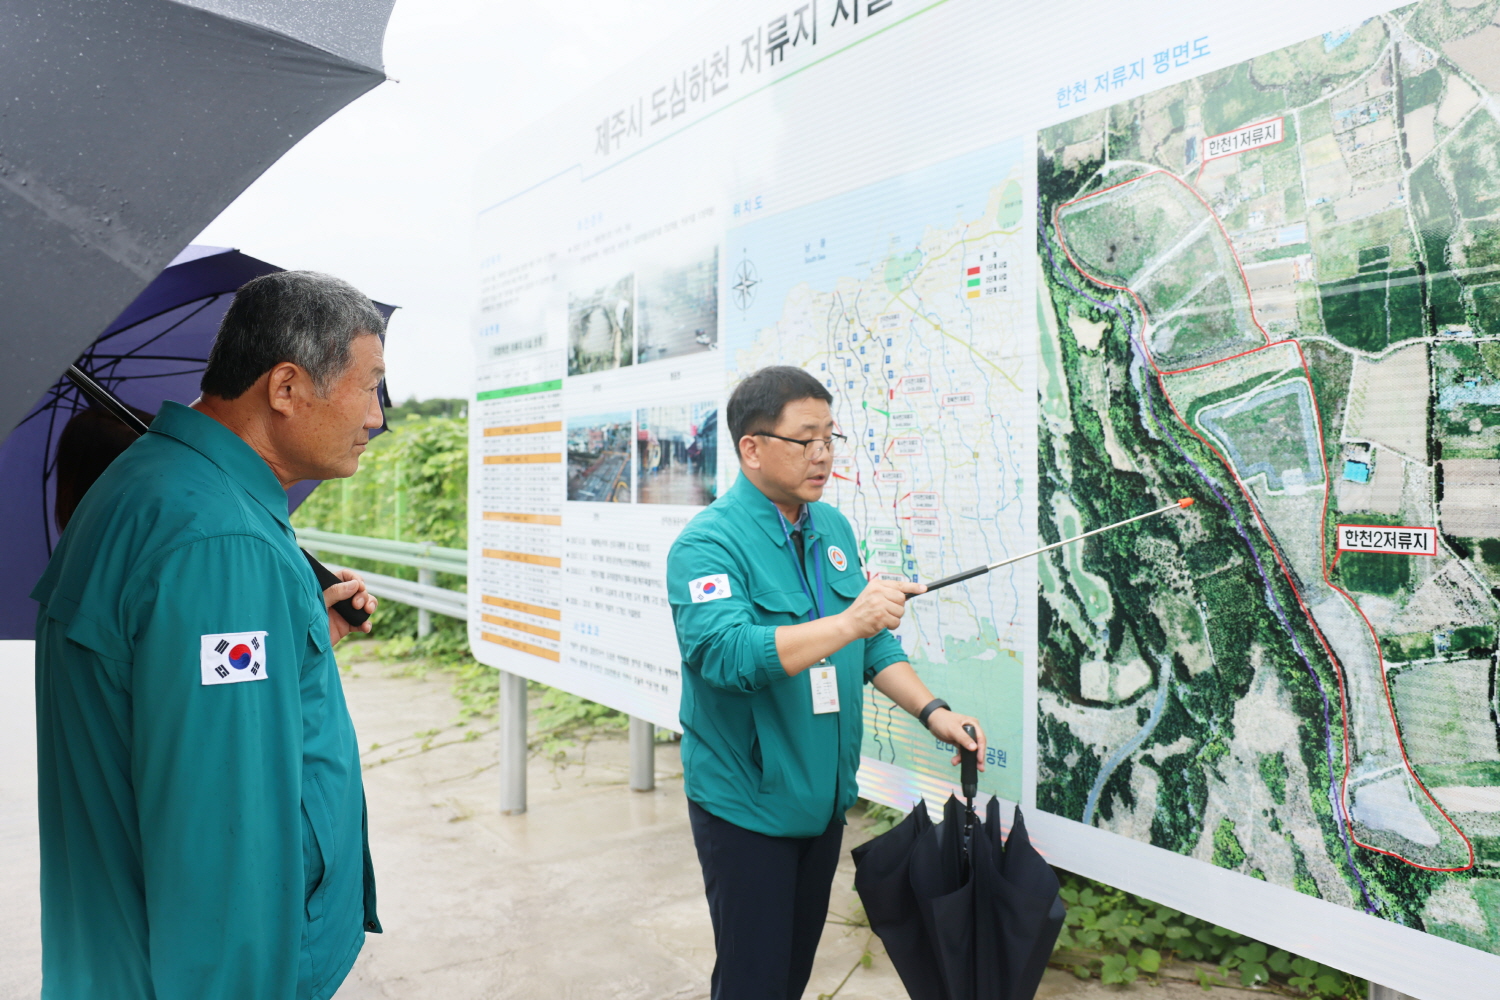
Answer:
[{"left": 0, "top": 638, "right": 1268, "bottom": 999}]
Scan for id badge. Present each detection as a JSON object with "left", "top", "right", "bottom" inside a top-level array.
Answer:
[{"left": 810, "top": 660, "right": 840, "bottom": 714}]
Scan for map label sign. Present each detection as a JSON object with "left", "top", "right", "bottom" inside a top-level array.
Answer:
[
  {"left": 1336, "top": 524, "right": 1438, "bottom": 556},
  {"left": 911, "top": 491, "right": 940, "bottom": 510},
  {"left": 942, "top": 392, "right": 975, "bottom": 406},
  {"left": 892, "top": 436, "right": 924, "bottom": 456},
  {"left": 874, "top": 469, "right": 907, "bottom": 483},
  {"left": 898, "top": 374, "right": 931, "bottom": 394},
  {"left": 1204, "top": 116, "right": 1283, "bottom": 161},
  {"left": 911, "top": 516, "right": 940, "bottom": 536}
]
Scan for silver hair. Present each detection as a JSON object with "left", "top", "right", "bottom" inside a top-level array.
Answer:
[{"left": 201, "top": 270, "right": 385, "bottom": 400}]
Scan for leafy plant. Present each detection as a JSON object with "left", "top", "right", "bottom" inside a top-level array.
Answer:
[{"left": 1053, "top": 871, "right": 1366, "bottom": 997}]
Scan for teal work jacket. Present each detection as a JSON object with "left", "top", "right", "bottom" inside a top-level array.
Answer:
[
  {"left": 32, "top": 402, "right": 378, "bottom": 1000},
  {"left": 667, "top": 472, "right": 908, "bottom": 838}
]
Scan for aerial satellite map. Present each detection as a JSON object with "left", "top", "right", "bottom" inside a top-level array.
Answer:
[{"left": 1037, "top": 0, "right": 1500, "bottom": 951}]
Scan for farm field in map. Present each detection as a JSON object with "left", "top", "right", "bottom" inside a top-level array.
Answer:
[
  {"left": 727, "top": 142, "right": 1034, "bottom": 806},
  {"left": 1038, "top": 1, "right": 1500, "bottom": 952}
]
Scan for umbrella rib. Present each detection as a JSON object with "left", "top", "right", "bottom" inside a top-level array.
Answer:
[
  {"left": 92, "top": 370, "right": 207, "bottom": 382},
  {"left": 79, "top": 353, "right": 211, "bottom": 364},
  {"left": 90, "top": 293, "right": 227, "bottom": 347}
]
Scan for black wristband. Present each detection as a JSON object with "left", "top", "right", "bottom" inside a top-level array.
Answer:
[{"left": 918, "top": 698, "right": 950, "bottom": 730}]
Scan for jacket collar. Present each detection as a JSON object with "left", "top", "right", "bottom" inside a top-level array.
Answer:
[
  {"left": 148, "top": 402, "right": 293, "bottom": 530},
  {"left": 728, "top": 471, "right": 819, "bottom": 547}
]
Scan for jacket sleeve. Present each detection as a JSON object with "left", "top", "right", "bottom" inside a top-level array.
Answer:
[
  {"left": 862, "top": 626, "right": 910, "bottom": 683},
  {"left": 126, "top": 534, "right": 308, "bottom": 1000},
  {"left": 667, "top": 531, "right": 782, "bottom": 693}
]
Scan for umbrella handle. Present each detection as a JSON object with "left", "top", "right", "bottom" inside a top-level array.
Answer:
[
  {"left": 960, "top": 724, "right": 978, "bottom": 801},
  {"left": 302, "top": 549, "right": 373, "bottom": 628}
]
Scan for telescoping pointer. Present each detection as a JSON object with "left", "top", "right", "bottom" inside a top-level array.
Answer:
[{"left": 912, "top": 497, "right": 1195, "bottom": 597}]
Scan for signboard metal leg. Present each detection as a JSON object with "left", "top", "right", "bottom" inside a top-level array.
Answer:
[
  {"left": 500, "top": 669, "right": 527, "bottom": 815},
  {"left": 417, "top": 567, "right": 433, "bottom": 638},
  {"left": 630, "top": 716, "right": 654, "bottom": 792},
  {"left": 1369, "top": 986, "right": 1417, "bottom": 1000}
]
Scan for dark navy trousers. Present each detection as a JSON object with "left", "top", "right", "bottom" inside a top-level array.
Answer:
[{"left": 688, "top": 800, "right": 844, "bottom": 1000}]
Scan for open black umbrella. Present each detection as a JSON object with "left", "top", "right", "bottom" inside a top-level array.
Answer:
[
  {"left": 0, "top": 245, "right": 393, "bottom": 638},
  {"left": 853, "top": 741, "right": 1065, "bottom": 1000},
  {"left": 0, "top": 0, "right": 395, "bottom": 436}
]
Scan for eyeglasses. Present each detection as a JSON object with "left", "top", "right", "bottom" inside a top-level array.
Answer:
[{"left": 753, "top": 431, "right": 847, "bottom": 460}]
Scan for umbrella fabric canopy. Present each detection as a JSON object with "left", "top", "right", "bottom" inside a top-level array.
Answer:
[
  {"left": 0, "top": 0, "right": 395, "bottom": 436},
  {"left": 0, "top": 245, "right": 395, "bottom": 639},
  {"left": 853, "top": 797, "right": 1066, "bottom": 1000}
]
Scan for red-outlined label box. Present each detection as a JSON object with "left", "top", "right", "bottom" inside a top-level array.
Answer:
[
  {"left": 1204, "top": 116, "right": 1284, "bottom": 161},
  {"left": 1336, "top": 524, "right": 1438, "bottom": 556}
]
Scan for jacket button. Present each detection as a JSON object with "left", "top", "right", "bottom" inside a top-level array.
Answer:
[{"left": 365, "top": 921, "right": 379, "bottom": 931}]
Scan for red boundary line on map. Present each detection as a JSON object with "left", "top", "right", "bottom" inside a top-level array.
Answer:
[{"left": 1052, "top": 169, "right": 1475, "bottom": 873}]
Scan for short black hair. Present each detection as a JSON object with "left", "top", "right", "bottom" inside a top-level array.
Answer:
[
  {"left": 201, "top": 271, "right": 385, "bottom": 400},
  {"left": 727, "top": 365, "right": 832, "bottom": 458}
]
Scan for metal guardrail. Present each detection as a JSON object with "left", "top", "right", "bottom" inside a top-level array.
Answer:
[
  {"left": 319, "top": 564, "right": 468, "bottom": 620},
  {"left": 294, "top": 527, "right": 657, "bottom": 813},
  {"left": 294, "top": 528, "right": 468, "bottom": 622},
  {"left": 295, "top": 528, "right": 467, "bottom": 574}
]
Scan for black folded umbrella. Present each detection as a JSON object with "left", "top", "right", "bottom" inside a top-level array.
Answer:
[
  {"left": 852, "top": 799, "right": 944, "bottom": 1000},
  {"left": 853, "top": 763, "right": 1066, "bottom": 1000},
  {"left": 986, "top": 799, "right": 1067, "bottom": 999}
]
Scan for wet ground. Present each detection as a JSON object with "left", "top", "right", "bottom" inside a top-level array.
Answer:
[{"left": 0, "top": 639, "right": 1271, "bottom": 999}]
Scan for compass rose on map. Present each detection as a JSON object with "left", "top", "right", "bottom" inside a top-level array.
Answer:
[{"left": 731, "top": 256, "right": 759, "bottom": 313}]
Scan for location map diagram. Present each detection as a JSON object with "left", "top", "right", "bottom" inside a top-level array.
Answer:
[
  {"left": 1037, "top": 1, "right": 1500, "bottom": 952},
  {"left": 727, "top": 142, "right": 1035, "bottom": 805}
]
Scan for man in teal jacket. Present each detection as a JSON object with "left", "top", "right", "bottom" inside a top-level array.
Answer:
[
  {"left": 33, "top": 271, "right": 386, "bottom": 1000},
  {"left": 667, "top": 365, "right": 987, "bottom": 1000}
]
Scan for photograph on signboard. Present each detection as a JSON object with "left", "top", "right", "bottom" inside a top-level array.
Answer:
[
  {"left": 567, "top": 274, "right": 634, "bottom": 375},
  {"left": 566, "top": 412, "right": 633, "bottom": 503},
  {"left": 635, "top": 402, "right": 717, "bottom": 505},
  {"left": 1035, "top": 1, "right": 1500, "bottom": 950},
  {"left": 635, "top": 245, "right": 718, "bottom": 365}
]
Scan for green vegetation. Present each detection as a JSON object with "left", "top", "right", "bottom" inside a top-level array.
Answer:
[
  {"left": 1451, "top": 624, "right": 1496, "bottom": 652},
  {"left": 1415, "top": 761, "right": 1500, "bottom": 786},
  {"left": 1382, "top": 631, "right": 1436, "bottom": 662},
  {"left": 1289, "top": 837, "right": 1321, "bottom": 898},
  {"left": 1201, "top": 384, "right": 1318, "bottom": 489},
  {"left": 1250, "top": 17, "right": 1387, "bottom": 105},
  {"left": 1402, "top": 68, "right": 1443, "bottom": 111},
  {"left": 1211, "top": 817, "right": 1247, "bottom": 869},
  {"left": 1201, "top": 62, "right": 1286, "bottom": 137},
  {"left": 882, "top": 249, "right": 922, "bottom": 292},
  {"left": 1393, "top": 661, "right": 1500, "bottom": 766},
  {"left": 1472, "top": 284, "right": 1500, "bottom": 335},
  {"left": 1259, "top": 751, "right": 1289, "bottom": 805},
  {"left": 1158, "top": 274, "right": 1243, "bottom": 364},
  {"left": 1051, "top": 871, "right": 1366, "bottom": 996},
  {"left": 1447, "top": 113, "right": 1500, "bottom": 221},
  {"left": 1335, "top": 551, "right": 1410, "bottom": 596}
]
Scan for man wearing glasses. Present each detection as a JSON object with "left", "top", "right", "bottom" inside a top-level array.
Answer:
[{"left": 667, "top": 365, "right": 985, "bottom": 1000}]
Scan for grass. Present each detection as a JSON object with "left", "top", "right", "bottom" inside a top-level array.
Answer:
[{"left": 1336, "top": 551, "right": 1409, "bottom": 597}]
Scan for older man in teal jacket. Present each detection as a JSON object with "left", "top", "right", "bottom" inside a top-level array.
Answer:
[
  {"left": 33, "top": 272, "right": 385, "bottom": 1000},
  {"left": 668, "top": 365, "right": 987, "bottom": 1000}
]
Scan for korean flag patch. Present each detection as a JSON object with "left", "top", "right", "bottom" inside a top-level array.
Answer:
[
  {"left": 689, "top": 574, "right": 733, "bottom": 603},
  {"left": 201, "top": 631, "right": 268, "bottom": 686}
]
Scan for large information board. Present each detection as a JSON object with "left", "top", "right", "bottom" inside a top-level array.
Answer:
[{"left": 472, "top": 1, "right": 1500, "bottom": 993}]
